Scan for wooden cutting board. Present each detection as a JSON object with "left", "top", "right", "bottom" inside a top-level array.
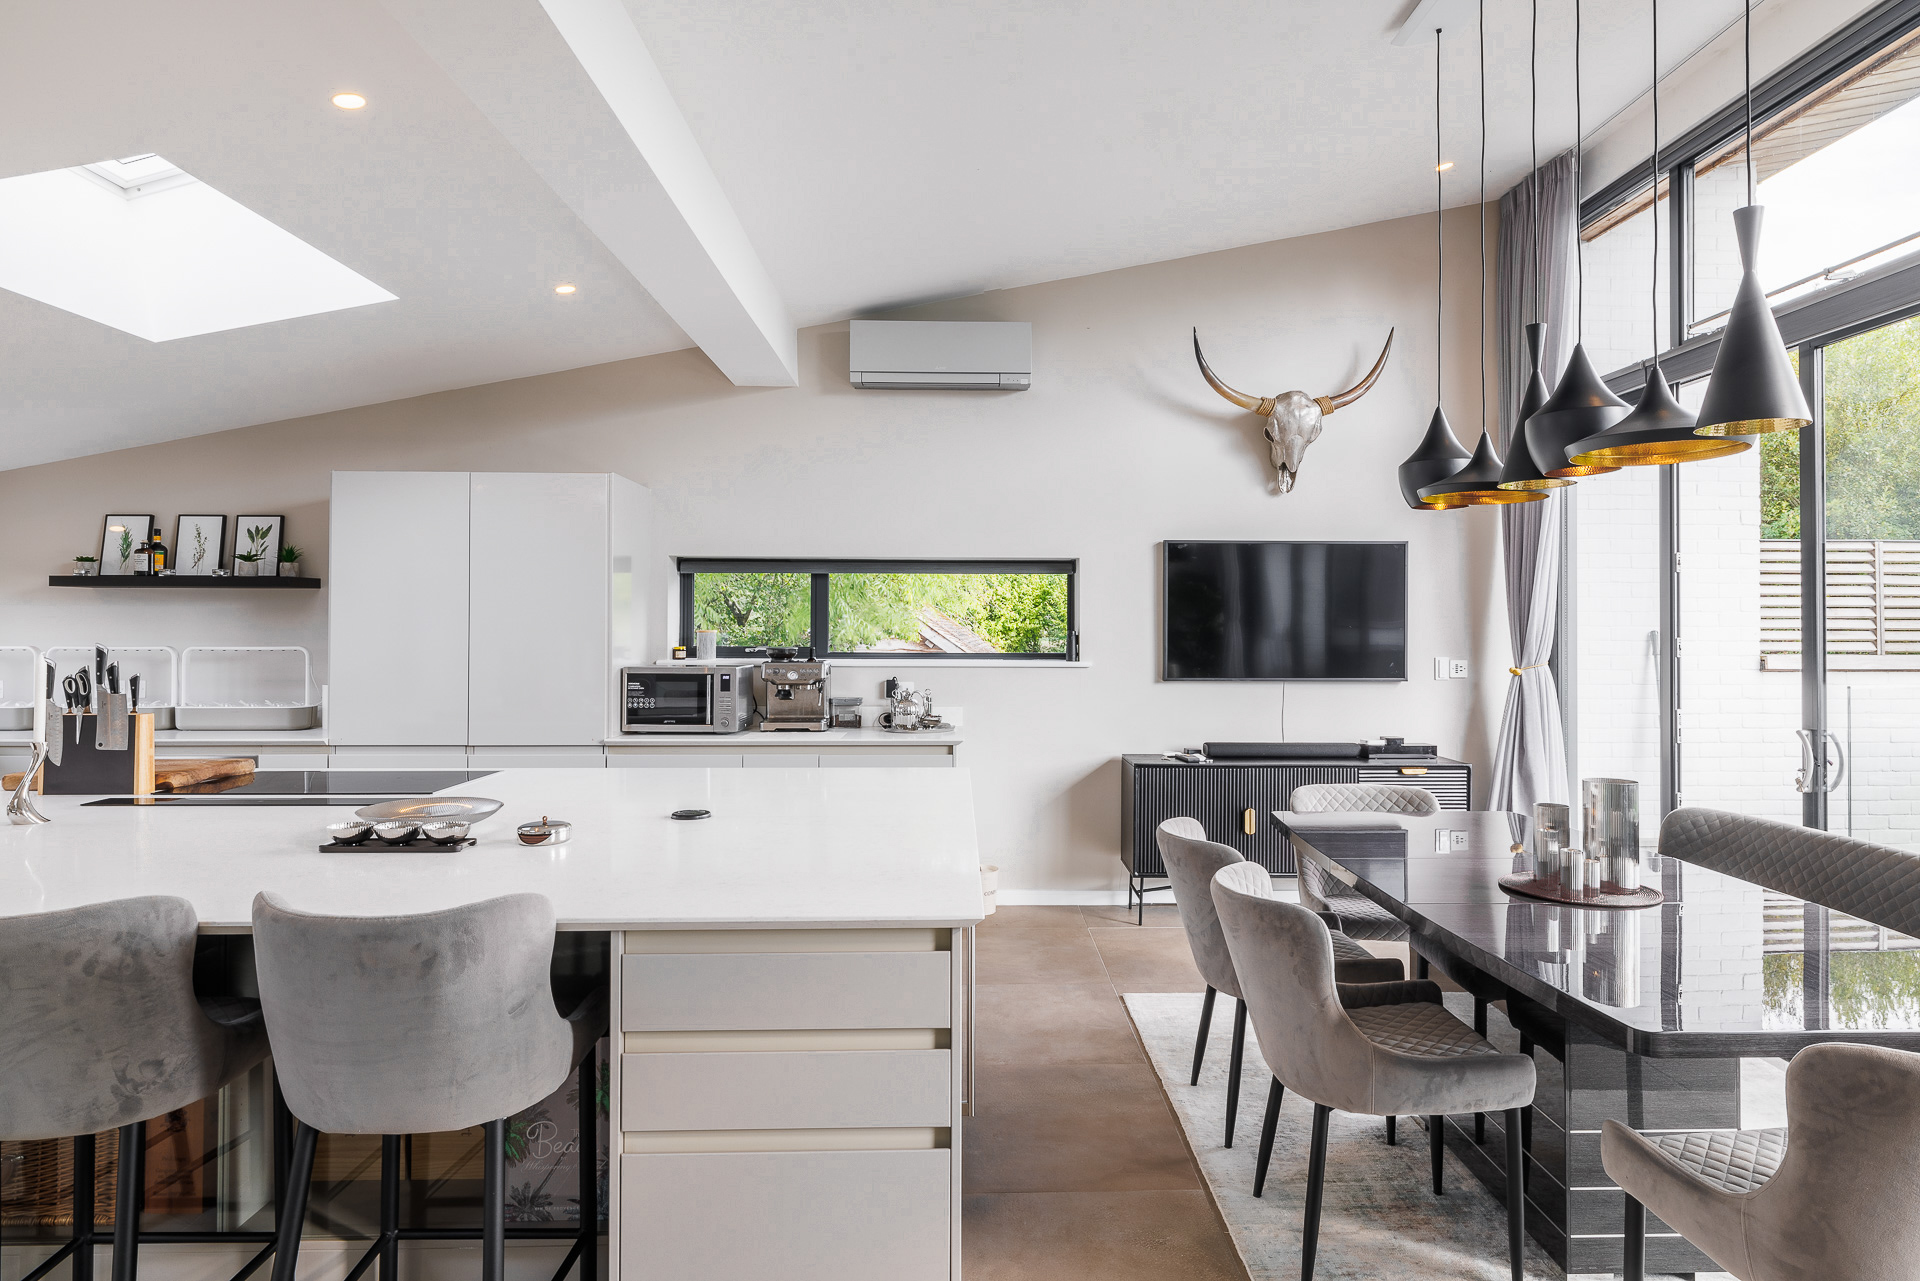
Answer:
[{"left": 4, "top": 756, "right": 254, "bottom": 793}]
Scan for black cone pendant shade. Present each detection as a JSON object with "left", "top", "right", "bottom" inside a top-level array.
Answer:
[
  {"left": 1499, "top": 323, "right": 1573, "bottom": 491},
  {"left": 1400, "top": 407, "right": 1473, "bottom": 508},
  {"left": 1527, "top": 343, "right": 1627, "bottom": 476},
  {"left": 1695, "top": 206, "right": 1811, "bottom": 437},
  {"left": 1567, "top": 363, "right": 1751, "bottom": 467},
  {"left": 1419, "top": 429, "right": 1544, "bottom": 506}
]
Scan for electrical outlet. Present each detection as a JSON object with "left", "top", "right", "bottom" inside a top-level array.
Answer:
[
  {"left": 1434, "top": 657, "right": 1450, "bottom": 681},
  {"left": 1450, "top": 830, "right": 1471, "bottom": 850},
  {"left": 1448, "top": 658, "right": 1469, "bottom": 680}
]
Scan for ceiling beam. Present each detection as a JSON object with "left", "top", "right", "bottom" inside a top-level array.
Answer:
[{"left": 380, "top": 0, "right": 797, "bottom": 386}]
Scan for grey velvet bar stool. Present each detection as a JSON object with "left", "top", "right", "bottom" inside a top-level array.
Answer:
[
  {"left": 251, "top": 892, "right": 607, "bottom": 1281},
  {"left": 1156, "top": 818, "right": 1402, "bottom": 1149},
  {"left": 1604, "top": 1042, "right": 1920, "bottom": 1281},
  {"left": 1211, "top": 862, "right": 1536, "bottom": 1281},
  {"left": 0, "top": 897, "right": 270, "bottom": 1281}
]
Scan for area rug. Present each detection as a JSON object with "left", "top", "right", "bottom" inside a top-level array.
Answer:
[{"left": 1122, "top": 991, "right": 1725, "bottom": 1281}]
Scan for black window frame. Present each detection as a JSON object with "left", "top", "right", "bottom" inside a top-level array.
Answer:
[{"left": 676, "top": 558, "right": 1080, "bottom": 661}]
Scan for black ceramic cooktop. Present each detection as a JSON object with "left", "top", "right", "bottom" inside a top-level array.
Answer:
[{"left": 84, "top": 770, "right": 496, "bottom": 806}]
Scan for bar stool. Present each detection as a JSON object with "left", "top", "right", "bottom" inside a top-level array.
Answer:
[
  {"left": 1156, "top": 818, "right": 1402, "bottom": 1148},
  {"left": 1604, "top": 1041, "right": 1920, "bottom": 1281},
  {"left": 251, "top": 892, "right": 608, "bottom": 1281},
  {"left": 1211, "top": 862, "right": 1536, "bottom": 1281},
  {"left": 0, "top": 897, "right": 270, "bottom": 1281}
]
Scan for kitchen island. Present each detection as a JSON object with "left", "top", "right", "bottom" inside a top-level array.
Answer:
[{"left": 1, "top": 767, "right": 984, "bottom": 1281}]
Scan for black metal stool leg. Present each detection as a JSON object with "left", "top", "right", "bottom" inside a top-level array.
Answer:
[
  {"left": 1429, "top": 1114, "right": 1445, "bottom": 1195},
  {"left": 1505, "top": 1108, "right": 1525, "bottom": 1281},
  {"left": 111, "top": 1122, "right": 144, "bottom": 1281},
  {"left": 1385, "top": 1115, "right": 1396, "bottom": 1145},
  {"left": 1300, "top": 1105, "right": 1332, "bottom": 1281},
  {"left": 1224, "top": 998, "right": 1248, "bottom": 1148},
  {"left": 577, "top": 1044, "right": 599, "bottom": 1281},
  {"left": 378, "top": 1135, "right": 400, "bottom": 1281},
  {"left": 1190, "top": 987, "right": 1217, "bottom": 1086},
  {"left": 1622, "top": 1193, "right": 1647, "bottom": 1281},
  {"left": 74, "top": 1132, "right": 97, "bottom": 1281},
  {"left": 269, "top": 1122, "right": 316, "bottom": 1281},
  {"left": 483, "top": 1119, "right": 507, "bottom": 1281},
  {"left": 1415, "top": 953, "right": 1429, "bottom": 980},
  {"left": 1252, "top": 1077, "right": 1284, "bottom": 1198}
]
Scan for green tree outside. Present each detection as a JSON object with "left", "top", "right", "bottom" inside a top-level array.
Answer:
[{"left": 691, "top": 571, "right": 1069, "bottom": 653}]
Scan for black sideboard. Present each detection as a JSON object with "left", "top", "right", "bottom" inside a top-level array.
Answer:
[{"left": 1119, "top": 753, "right": 1472, "bottom": 921}]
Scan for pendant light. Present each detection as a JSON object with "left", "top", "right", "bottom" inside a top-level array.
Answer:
[
  {"left": 1399, "top": 24, "right": 1473, "bottom": 509},
  {"left": 1567, "top": 0, "right": 1751, "bottom": 469},
  {"left": 1419, "top": 0, "right": 1544, "bottom": 508},
  {"left": 1693, "top": 0, "right": 1811, "bottom": 437},
  {"left": 1524, "top": 0, "right": 1627, "bottom": 478},
  {"left": 1498, "top": 0, "right": 1573, "bottom": 493}
]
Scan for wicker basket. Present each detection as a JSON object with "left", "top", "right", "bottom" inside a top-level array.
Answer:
[{"left": 0, "top": 1135, "right": 119, "bottom": 1228}]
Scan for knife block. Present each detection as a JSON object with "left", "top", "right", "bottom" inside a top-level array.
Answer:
[{"left": 34, "top": 714, "right": 156, "bottom": 795}]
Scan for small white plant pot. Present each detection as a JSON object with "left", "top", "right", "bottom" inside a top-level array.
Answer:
[
  {"left": 279, "top": 562, "right": 300, "bottom": 577},
  {"left": 979, "top": 865, "right": 998, "bottom": 915},
  {"left": 234, "top": 560, "right": 257, "bottom": 577},
  {"left": 73, "top": 562, "right": 97, "bottom": 576}
]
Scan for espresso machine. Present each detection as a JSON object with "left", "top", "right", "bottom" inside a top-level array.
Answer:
[{"left": 759, "top": 654, "right": 830, "bottom": 731}]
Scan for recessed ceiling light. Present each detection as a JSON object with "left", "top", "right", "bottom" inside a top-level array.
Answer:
[
  {"left": 332, "top": 93, "right": 367, "bottom": 110},
  {"left": 1435, "top": 160, "right": 1454, "bottom": 172},
  {"left": 554, "top": 283, "right": 577, "bottom": 295}
]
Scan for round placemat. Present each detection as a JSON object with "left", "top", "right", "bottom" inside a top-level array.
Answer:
[{"left": 1498, "top": 873, "right": 1665, "bottom": 910}]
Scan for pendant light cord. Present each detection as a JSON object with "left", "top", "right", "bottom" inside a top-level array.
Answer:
[
  {"left": 1649, "top": 0, "right": 1660, "bottom": 370},
  {"left": 1530, "top": 0, "right": 1539, "bottom": 327},
  {"left": 1575, "top": 0, "right": 1585, "bottom": 343},
  {"left": 1436, "top": 27, "right": 1444, "bottom": 408},
  {"left": 1745, "top": 0, "right": 1756, "bottom": 205},
  {"left": 1479, "top": 0, "right": 1489, "bottom": 436}
]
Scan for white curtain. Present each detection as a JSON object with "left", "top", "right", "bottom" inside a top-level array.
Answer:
[{"left": 1490, "top": 153, "right": 1576, "bottom": 815}]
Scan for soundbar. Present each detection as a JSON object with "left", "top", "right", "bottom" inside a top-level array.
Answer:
[{"left": 1203, "top": 742, "right": 1364, "bottom": 760}]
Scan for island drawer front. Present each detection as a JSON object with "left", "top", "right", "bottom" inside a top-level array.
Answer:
[
  {"left": 621, "top": 1050, "right": 951, "bottom": 1131},
  {"left": 621, "top": 1150, "right": 950, "bottom": 1280},
  {"left": 621, "top": 952, "right": 952, "bottom": 1030}
]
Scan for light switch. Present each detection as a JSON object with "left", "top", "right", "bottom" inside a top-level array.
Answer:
[
  {"left": 1433, "top": 828, "right": 1450, "bottom": 853},
  {"left": 1434, "top": 657, "right": 1450, "bottom": 681},
  {"left": 1448, "top": 658, "right": 1469, "bottom": 679}
]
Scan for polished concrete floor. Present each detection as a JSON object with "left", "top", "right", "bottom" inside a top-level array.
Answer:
[{"left": 960, "top": 903, "right": 1250, "bottom": 1281}]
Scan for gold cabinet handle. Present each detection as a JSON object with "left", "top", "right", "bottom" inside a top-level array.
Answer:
[
  {"left": 1400, "top": 767, "right": 1429, "bottom": 775},
  {"left": 1243, "top": 808, "right": 1256, "bottom": 835}
]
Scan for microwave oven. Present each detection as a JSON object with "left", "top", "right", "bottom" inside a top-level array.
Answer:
[{"left": 619, "top": 664, "right": 758, "bottom": 734}]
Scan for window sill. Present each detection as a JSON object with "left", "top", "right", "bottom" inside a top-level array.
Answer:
[{"left": 825, "top": 658, "right": 1090, "bottom": 669}]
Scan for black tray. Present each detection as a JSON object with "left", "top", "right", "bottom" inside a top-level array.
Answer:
[{"left": 318, "top": 836, "right": 477, "bottom": 852}]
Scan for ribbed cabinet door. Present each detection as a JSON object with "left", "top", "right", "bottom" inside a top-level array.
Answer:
[{"left": 1132, "top": 767, "right": 1245, "bottom": 873}]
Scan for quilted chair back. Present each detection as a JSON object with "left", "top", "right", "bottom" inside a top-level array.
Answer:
[
  {"left": 1660, "top": 808, "right": 1920, "bottom": 940},
  {"left": 1156, "top": 817, "right": 1247, "bottom": 998},
  {"left": 1289, "top": 784, "right": 1441, "bottom": 816}
]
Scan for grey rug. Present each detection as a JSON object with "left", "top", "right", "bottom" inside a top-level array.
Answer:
[{"left": 1123, "top": 991, "right": 1726, "bottom": 1281}]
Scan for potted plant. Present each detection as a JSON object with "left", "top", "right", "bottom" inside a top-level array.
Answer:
[
  {"left": 233, "top": 552, "right": 261, "bottom": 577},
  {"left": 73, "top": 555, "right": 98, "bottom": 577},
  {"left": 278, "top": 545, "right": 303, "bottom": 577}
]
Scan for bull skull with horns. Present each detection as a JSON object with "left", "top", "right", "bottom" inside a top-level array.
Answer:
[{"left": 1192, "top": 329, "right": 1394, "bottom": 494}]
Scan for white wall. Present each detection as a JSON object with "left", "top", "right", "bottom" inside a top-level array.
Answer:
[{"left": 0, "top": 207, "right": 1511, "bottom": 897}]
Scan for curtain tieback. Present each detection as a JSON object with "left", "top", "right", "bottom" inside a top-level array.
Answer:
[{"left": 1508, "top": 663, "right": 1546, "bottom": 676}]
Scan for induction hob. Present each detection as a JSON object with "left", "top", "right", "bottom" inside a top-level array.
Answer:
[{"left": 83, "top": 770, "right": 498, "bottom": 806}]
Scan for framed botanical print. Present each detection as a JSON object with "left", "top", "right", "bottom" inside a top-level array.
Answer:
[
  {"left": 174, "top": 515, "right": 227, "bottom": 576},
  {"left": 232, "top": 516, "right": 284, "bottom": 574},
  {"left": 99, "top": 515, "right": 153, "bottom": 575}
]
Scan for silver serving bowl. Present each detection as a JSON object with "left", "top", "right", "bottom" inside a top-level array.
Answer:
[
  {"left": 372, "top": 820, "right": 421, "bottom": 844},
  {"left": 420, "top": 820, "right": 470, "bottom": 845},
  {"left": 327, "top": 819, "right": 375, "bottom": 845},
  {"left": 356, "top": 796, "right": 504, "bottom": 823}
]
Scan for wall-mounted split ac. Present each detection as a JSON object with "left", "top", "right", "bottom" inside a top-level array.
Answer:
[{"left": 849, "top": 320, "right": 1031, "bottom": 390}]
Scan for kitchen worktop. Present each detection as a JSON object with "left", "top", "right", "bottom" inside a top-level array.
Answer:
[
  {"left": 0, "top": 726, "right": 331, "bottom": 746},
  {"left": 0, "top": 767, "right": 985, "bottom": 931},
  {"left": 604, "top": 727, "right": 962, "bottom": 746}
]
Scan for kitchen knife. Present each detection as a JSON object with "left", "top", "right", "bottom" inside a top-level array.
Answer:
[
  {"left": 129, "top": 674, "right": 141, "bottom": 713},
  {"left": 93, "top": 647, "right": 106, "bottom": 711},
  {"left": 42, "top": 662, "right": 62, "bottom": 770},
  {"left": 98, "top": 662, "right": 128, "bottom": 751}
]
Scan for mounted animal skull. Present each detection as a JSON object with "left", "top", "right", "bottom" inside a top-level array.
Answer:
[{"left": 1192, "top": 329, "right": 1394, "bottom": 494}]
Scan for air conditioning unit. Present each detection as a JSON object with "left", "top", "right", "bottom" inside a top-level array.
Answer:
[{"left": 849, "top": 320, "right": 1031, "bottom": 390}]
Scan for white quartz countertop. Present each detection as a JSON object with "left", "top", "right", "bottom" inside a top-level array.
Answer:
[
  {"left": 0, "top": 768, "right": 986, "bottom": 932},
  {"left": 604, "top": 728, "right": 961, "bottom": 747}
]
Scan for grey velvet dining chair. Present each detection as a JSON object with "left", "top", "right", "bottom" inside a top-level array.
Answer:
[
  {"left": 1211, "top": 861, "right": 1536, "bottom": 1281},
  {"left": 1156, "top": 818, "right": 1402, "bottom": 1148},
  {"left": 251, "top": 891, "right": 607, "bottom": 1281},
  {"left": 1604, "top": 1041, "right": 1920, "bottom": 1281},
  {"left": 0, "top": 896, "right": 270, "bottom": 1281},
  {"left": 1287, "top": 783, "right": 1439, "bottom": 945}
]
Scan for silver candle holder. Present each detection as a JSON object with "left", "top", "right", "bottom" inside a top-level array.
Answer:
[
  {"left": 1582, "top": 778, "right": 1642, "bottom": 893},
  {"left": 1533, "top": 802, "right": 1572, "bottom": 885}
]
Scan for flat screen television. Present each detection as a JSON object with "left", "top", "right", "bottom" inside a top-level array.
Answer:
[{"left": 1162, "top": 541, "right": 1407, "bottom": 681}]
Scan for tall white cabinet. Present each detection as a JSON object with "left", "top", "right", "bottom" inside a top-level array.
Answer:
[{"left": 329, "top": 472, "right": 650, "bottom": 750}]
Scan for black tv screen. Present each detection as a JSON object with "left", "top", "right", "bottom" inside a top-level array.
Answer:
[{"left": 1163, "top": 541, "right": 1406, "bottom": 681}]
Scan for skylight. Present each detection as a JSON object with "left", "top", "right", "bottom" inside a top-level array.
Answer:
[{"left": 0, "top": 154, "right": 395, "bottom": 342}]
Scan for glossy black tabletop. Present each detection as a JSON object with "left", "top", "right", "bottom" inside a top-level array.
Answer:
[{"left": 1275, "top": 810, "right": 1920, "bottom": 1057}]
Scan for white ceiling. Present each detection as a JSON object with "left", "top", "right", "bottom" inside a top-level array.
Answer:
[{"left": 0, "top": 0, "right": 1822, "bottom": 470}]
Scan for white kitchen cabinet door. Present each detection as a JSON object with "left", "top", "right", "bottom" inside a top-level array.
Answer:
[
  {"left": 467, "top": 474, "right": 609, "bottom": 745},
  {"left": 328, "top": 473, "right": 470, "bottom": 745}
]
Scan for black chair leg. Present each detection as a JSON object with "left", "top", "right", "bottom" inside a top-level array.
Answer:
[
  {"left": 269, "top": 1122, "right": 317, "bottom": 1281},
  {"left": 1385, "top": 1115, "right": 1396, "bottom": 1145},
  {"left": 1300, "top": 1104, "right": 1332, "bottom": 1281},
  {"left": 1415, "top": 953, "right": 1430, "bottom": 980},
  {"left": 1190, "top": 987, "right": 1217, "bottom": 1086},
  {"left": 1473, "top": 999, "right": 1488, "bottom": 1143},
  {"left": 578, "top": 1043, "right": 599, "bottom": 1281},
  {"left": 1429, "top": 1114, "right": 1445, "bottom": 1195},
  {"left": 1622, "top": 1193, "right": 1647, "bottom": 1281},
  {"left": 1505, "top": 1108, "right": 1525, "bottom": 1281},
  {"left": 74, "top": 1133, "right": 96, "bottom": 1281},
  {"left": 1252, "top": 1078, "right": 1284, "bottom": 1198},
  {"left": 1517, "top": 1038, "right": 1534, "bottom": 1153},
  {"left": 378, "top": 1135, "right": 400, "bottom": 1281},
  {"left": 483, "top": 1119, "right": 507, "bottom": 1281},
  {"left": 111, "top": 1121, "right": 144, "bottom": 1281},
  {"left": 1224, "top": 998, "right": 1248, "bottom": 1148}
]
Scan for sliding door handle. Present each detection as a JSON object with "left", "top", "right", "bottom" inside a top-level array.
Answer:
[
  {"left": 1823, "top": 731, "right": 1847, "bottom": 794},
  {"left": 1795, "top": 729, "right": 1817, "bottom": 794}
]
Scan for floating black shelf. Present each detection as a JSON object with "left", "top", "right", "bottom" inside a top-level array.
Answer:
[{"left": 49, "top": 575, "right": 321, "bottom": 589}]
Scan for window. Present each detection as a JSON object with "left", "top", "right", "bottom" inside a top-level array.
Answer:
[{"left": 677, "top": 560, "right": 1078, "bottom": 660}]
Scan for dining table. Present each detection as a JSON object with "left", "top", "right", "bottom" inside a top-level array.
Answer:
[{"left": 1273, "top": 807, "right": 1920, "bottom": 1277}]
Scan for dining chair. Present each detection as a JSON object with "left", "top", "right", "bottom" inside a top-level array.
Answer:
[
  {"left": 1156, "top": 818, "right": 1402, "bottom": 1148},
  {"left": 1604, "top": 1041, "right": 1920, "bottom": 1281},
  {"left": 251, "top": 892, "right": 607, "bottom": 1281},
  {"left": 1287, "top": 783, "right": 1439, "bottom": 945},
  {"left": 0, "top": 897, "right": 270, "bottom": 1281},
  {"left": 1211, "top": 861, "right": 1536, "bottom": 1281}
]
